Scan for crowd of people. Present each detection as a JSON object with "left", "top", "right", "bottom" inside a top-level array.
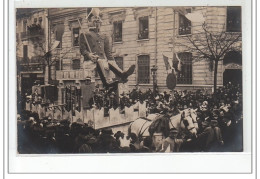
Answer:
[{"left": 17, "top": 83, "right": 243, "bottom": 153}]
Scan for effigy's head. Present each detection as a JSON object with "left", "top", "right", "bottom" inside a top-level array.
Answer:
[{"left": 87, "top": 8, "right": 102, "bottom": 31}]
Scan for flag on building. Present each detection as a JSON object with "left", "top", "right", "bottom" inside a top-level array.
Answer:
[
  {"left": 49, "top": 40, "right": 61, "bottom": 52},
  {"left": 175, "top": 53, "right": 182, "bottom": 71},
  {"left": 163, "top": 54, "right": 171, "bottom": 70}
]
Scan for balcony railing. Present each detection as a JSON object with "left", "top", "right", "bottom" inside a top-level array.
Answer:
[
  {"left": 19, "top": 63, "right": 44, "bottom": 72},
  {"left": 21, "top": 29, "right": 44, "bottom": 40},
  {"left": 56, "top": 69, "right": 91, "bottom": 80}
]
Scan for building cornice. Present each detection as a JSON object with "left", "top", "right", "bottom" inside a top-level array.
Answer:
[{"left": 48, "top": 8, "right": 87, "bottom": 20}]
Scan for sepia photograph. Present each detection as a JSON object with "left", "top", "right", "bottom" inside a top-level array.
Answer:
[{"left": 16, "top": 6, "right": 243, "bottom": 154}]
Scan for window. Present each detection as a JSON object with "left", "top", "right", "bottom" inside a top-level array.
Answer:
[
  {"left": 55, "top": 60, "right": 61, "bottom": 70},
  {"left": 173, "top": 52, "right": 192, "bottom": 84},
  {"left": 138, "top": 16, "right": 149, "bottom": 39},
  {"left": 55, "top": 24, "right": 64, "bottom": 48},
  {"left": 72, "top": 28, "right": 80, "bottom": 47},
  {"left": 113, "top": 21, "right": 122, "bottom": 42},
  {"left": 72, "top": 59, "right": 80, "bottom": 70},
  {"left": 137, "top": 55, "right": 150, "bottom": 84},
  {"left": 23, "top": 20, "right": 27, "bottom": 32},
  {"left": 23, "top": 45, "right": 28, "bottom": 59},
  {"left": 179, "top": 14, "right": 191, "bottom": 35},
  {"left": 114, "top": 57, "right": 123, "bottom": 70},
  {"left": 226, "top": 6, "right": 241, "bottom": 32}
]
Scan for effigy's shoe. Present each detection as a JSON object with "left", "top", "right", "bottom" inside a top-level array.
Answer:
[
  {"left": 104, "top": 80, "right": 119, "bottom": 89},
  {"left": 121, "top": 65, "right": 135, "bottom": 81}
]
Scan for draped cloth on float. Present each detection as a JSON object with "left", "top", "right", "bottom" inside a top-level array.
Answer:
[
  {"left": 125, "top": 106, "right": 134, "bottom": 122},
  {"left": 139, "top": 101, "right": 147, "bottom": 118},
  {"left": 109, "top": 108, "right": 120, "bottom": 125}
]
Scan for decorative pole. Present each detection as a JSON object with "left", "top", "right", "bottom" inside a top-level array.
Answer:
[{"left": 151, "top": 65, "right": 158, "bottom": 94}]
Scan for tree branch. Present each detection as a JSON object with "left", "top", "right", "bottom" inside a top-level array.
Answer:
[
  {"left": 219, "top": 33, "right": 241, "bottom": 59},
  {"left": 185, "top": 35, "right": 212, "bottom": 59}
]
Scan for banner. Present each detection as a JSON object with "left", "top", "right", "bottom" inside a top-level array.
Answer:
[
  {"left": 81, "top": 83, "right": 95, "bottom": 109},
  {"left": 163, "top": 55, "right": 171, "bottom": 71}
]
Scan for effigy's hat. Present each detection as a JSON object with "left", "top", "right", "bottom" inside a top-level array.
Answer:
[{"left": 86, "top": 8, "right": 101, "bottom": 21}]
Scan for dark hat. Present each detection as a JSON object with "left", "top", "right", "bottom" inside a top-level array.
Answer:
[
  {"left": 102, "top": 128, "right": 113, "bottom": 135},
  {"left": 114, "top": 131, "right": 124, "bottom": 139},
  {"left": 202, "top": 120, "right": 210, "bottom": 127}
]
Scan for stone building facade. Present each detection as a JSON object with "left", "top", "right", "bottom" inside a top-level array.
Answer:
[
  {"left": 16, "top": 8, "right": 48, "bottom": 95},
  {"left": 16, "top": 7, "right": 242, "bottom": 104},
  {"left": 99, "top": 7, "right": 242, "bottom": 91}
]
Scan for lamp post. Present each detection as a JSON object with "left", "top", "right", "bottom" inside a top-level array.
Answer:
[{"left": 151, "top": 65, "right": 158, "bottom": 94}]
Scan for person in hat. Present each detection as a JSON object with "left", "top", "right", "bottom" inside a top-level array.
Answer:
[
  {"left": 97, "top": 128, "right": 120, "bottom": 153},
  {"left": 120, "top": 92, "right": 131, "bottom": 110},
  {"left": 159, "top": 128, "right": 190, "bottom": 152},
  {"left": 80, "top": 8, "right": 135, "bottom": 89},
  {"left": 108, "top": 91, "right": 118, "bottom": 109},
  {"left": 196, "top": 116, "right": 224, "bottom": 152},
  {"left": 128, "top": 133, "right": 141, "bottom": 152},
  {"left": 138, "top": 136, "right": 153, "bottom": 153}
]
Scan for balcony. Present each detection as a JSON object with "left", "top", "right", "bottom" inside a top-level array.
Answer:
[
  {"left": 56, "top": 69, "right": 92, "bottom": 81},
  {"left": 21, "top": 28, "right": 44, "bottom": 40},
  {"left": 19, "top": 63, "right": 44, "bottom": 73}
]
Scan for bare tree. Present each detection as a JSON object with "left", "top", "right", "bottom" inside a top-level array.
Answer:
[
  {"left": 37, "top": 41, "right": 74, "bottom": 84},
  {"left": 176, "top": 23, "right": 241, "bottom": 93}
]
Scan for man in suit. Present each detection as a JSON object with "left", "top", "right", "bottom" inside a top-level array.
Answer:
[{"left": 80, "top": 8, "right": 135, "bottom": 90}]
